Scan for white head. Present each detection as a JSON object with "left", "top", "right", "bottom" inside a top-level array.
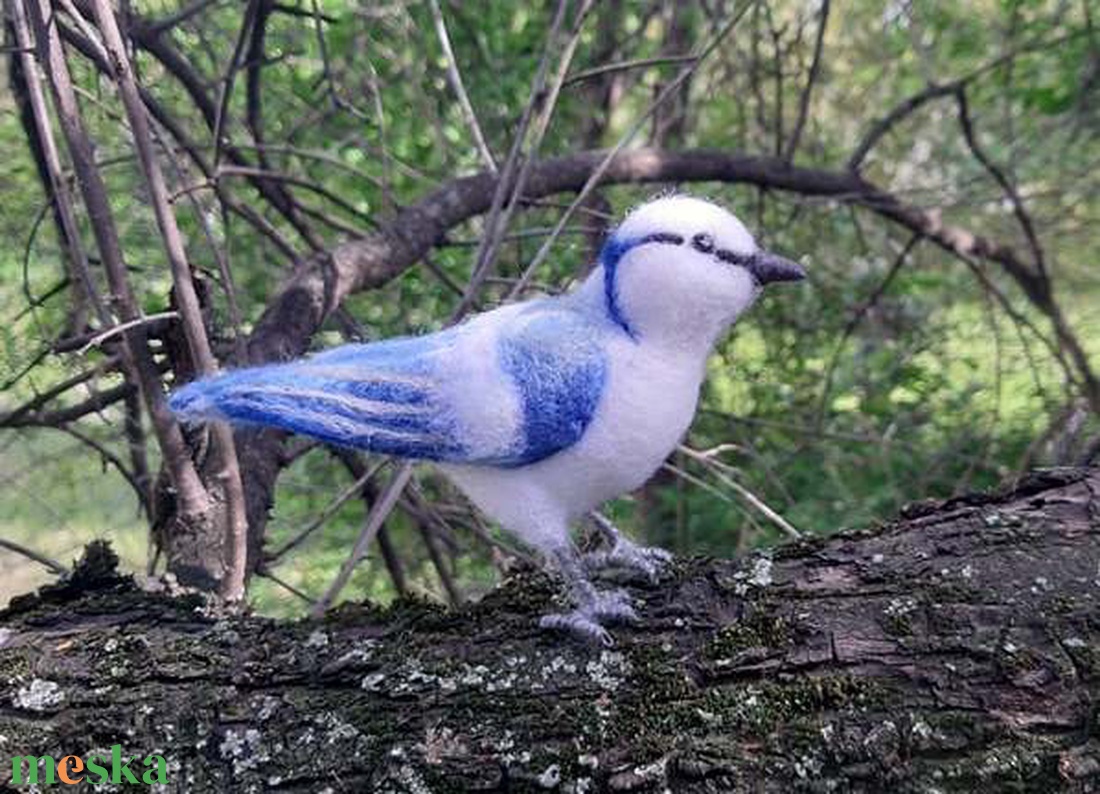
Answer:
[{"left": 596, "top": 195, "right": 805, "bottom": 348}]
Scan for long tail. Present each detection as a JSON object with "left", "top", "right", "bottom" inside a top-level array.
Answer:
[{"left": 167, "top": 360, "right": 457, "bottom": 459}]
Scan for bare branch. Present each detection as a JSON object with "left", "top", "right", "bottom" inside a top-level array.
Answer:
[
  {"left": 954, "top": 88, "right": 1047, "bottom": 276},
  {"left": 1, "top": 382, "right": 133, "bottom": 429},
  {"left": 563, "top": 55, "right": 697, "bottom": 87},
  {"left": 312, "top": 463, "right": 414, "bottom": 617},
  {"left": 507, "top": 3, "right": 753, "bottom": 298},
  {"left": 847, "top": 30, "right": 1087, "bottom": 171},
  {"left": 334, "top": 450, "right": 409, "bottom": 597},
  {"left": 76, "top": 312, "right": 180, "bottom": 355},
  {"left": 814, "top": 234, "right": 922, "bottom": 430},
  {"left": 57, "top": 424, "right": 151, "bottom": 518},
  {"left": 0, "top": 538, "right": 66, "bottom": 576},
  {"left": 453, "top": 0, "right": 574, "bottom": 317},
  {"left": 8, "top": 0, "right": 102, "bottom": 333},
  {"left": 27, "top": 2, "right": 199, "bottom": 498},
  {"left": 91, "top": 0, "right": 250, "bottom": 599},
  {"left": 678, "top": 445, "right": 802, "bottom": 540},
  {"left": 427, "top": 0, "right": 496, "bottom": 172},
  {"left": 145, "top": 0, "right": 220, "bottom": 36},
  {"left": 782, "top": 0, "right": 829, "bottom": 163},
  {"left": 265, "top": 458, "right": 389, "bottom": 563}
]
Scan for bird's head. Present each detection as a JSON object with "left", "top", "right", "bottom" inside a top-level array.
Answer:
[{"left": 598, "top": 195, "right": 805, "bottom": 346}]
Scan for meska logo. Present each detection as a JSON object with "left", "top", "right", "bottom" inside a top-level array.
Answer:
[{"left": 11, "top": 745, "right": 168, "bottom": 785}]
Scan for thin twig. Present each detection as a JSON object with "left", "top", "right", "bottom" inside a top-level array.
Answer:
[
  {"left": 782, "top": 0, "right": 829, "bottom": 163},
  {"left": 58, "top": 424, "right": 151, "bottom": 518},
  {"left": 211, "top": 0, "right": 259, "bottom": 169},
  {"left": 847, "top": 29, "right": 1085, "bottom": 170},
  {"left": 678, "top": 445, "right": 802, "bottom": 539},
  {"left": 266, "top": 458, "right": 390, "bottom": 562},
  {"left": 333, "top": 449, "right": 410, "bottom": 596},
  {"left": 563, "top": 54, "right": 697, "bottom": 87},
  {"left": 256, "top": 568, "right": 313, "bottom": 603},
  {"left": 453, "top": 0, "right": 575, "bottom": 317},
  {"left": 77, "top": 312, "right": 180, "bottom": 354},
  {"left": 0, "top": 538, "right": 67, "bottom": 576},
  {"left": 312, "top": 463, "right": 414, "bottom": 616},
  {"left": 10, "top": 0, "right": 103, "bottom": 333},
  {"left": 954, "top": 87, "right": 1046, "bottom": 276},
  {"left": 814, "top": 234, "right": 921, "bottom": 430},
  {"left": 146, "top": 0, "right": 219, "bottom": 36},
  {"left": 428, "top": 0, "right": 496, "bottom": 172}
]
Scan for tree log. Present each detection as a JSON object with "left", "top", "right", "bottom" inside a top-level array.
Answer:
[{"left": 1, "top": 468, "right": 1098, "bottom": 792}]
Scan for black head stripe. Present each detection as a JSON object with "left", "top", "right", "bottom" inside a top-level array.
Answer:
[
  {"left": 640, "top": 232, "right": 685, "bottom": 246},
  {"left": 631, "top": 232, "right": 760, "bottom": 274},
  {"left": 716, "top": 248, "right": 754, "bottom": 268}
]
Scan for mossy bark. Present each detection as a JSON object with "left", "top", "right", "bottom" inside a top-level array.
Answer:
[{"left": 1, "top": 468, "right": 1098, "bottom": 792}]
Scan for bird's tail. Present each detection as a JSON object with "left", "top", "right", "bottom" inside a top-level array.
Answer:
[{"left": 167, "top": 358, "right": 449, "bottom": 458}]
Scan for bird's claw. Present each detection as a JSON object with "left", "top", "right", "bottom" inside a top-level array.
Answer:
[
  {"left": 584, "top": 539, "right": 673, "bottom": 582},
  {"left": 589, "top": 588, "right": 638, "bottom": 623},
  {"left": 539, "top": 587, "right": 637, "bottom": 645},
  {"left": 540, "top": 611, "right": 614, "bottom": 647}
]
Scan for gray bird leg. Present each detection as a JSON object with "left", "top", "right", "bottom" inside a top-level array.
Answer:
[
  {"left": 539, "top": 546, "right": 637, "bottom": 646},
  {"left": 582, "top": 511, "right": 673, "bottom": 582}
]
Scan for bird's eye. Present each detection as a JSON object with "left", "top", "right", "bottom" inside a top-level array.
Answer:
[{"left": 692, "top": 233, "right": 715, "bottom": 254}]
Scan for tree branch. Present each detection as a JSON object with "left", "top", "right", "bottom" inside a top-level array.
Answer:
[
  {"left": 782, "top": 0, "right": 829, "bottom": 163},
  {"left": 2, "top": 468, "right": 1098, "bottom": 790},
  {"left": 24, "top": 0, "right": 209, "bottom": 527},
  {"left": 90, "top": 0, "right": 250, "bottom": 599}
]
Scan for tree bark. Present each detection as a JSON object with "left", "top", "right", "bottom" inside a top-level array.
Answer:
[{"left": 1, "top": 468, "right": 1098, "bottom": 791}]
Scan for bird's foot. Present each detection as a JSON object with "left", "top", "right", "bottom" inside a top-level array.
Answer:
[
  {"left": 539, "top": 587, "right": 637, "bottom": 646},
  {"left": 584, "top": 538, "right": 673, "bottom": 582},
  {"left": 588, "top": 587, "right": 638, "bottom": 622},
  {"left": 539, "top": 611, "right": 613, "bottom": 647}
]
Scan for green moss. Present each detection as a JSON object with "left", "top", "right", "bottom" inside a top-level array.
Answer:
[
  {"left": 880, "top": 612, "right": 913, "bottom": 637},
  {"left": 627, "top": 643, "right": 693, "bottom": 700},
  {"left": 706, "top": 675, "right": 883, "bottom": 735},
  {"left": 1060, "top": 639, "right": 1099, "bottom": 680},
  {"left": 705, "top": 603, "right": 791, "bottom": 658}
]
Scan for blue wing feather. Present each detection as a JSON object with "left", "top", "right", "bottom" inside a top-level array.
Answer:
[
  {"left": 494, "top": 310, "right": 607, "bottom": 466},
  {"left": 169, "top": 331, "right": 469, "bottom": 461},
  {"left": 169, "top": 309, "right": 608, "bottom": 467}
]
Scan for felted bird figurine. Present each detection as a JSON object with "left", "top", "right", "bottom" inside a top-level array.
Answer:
[{"left": 170, "top": 195, "right": 806, "bottom": 643}]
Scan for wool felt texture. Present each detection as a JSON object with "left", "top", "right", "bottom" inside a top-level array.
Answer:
[{"left": 169, "top": 196, "right": 805, "bottom": 642}]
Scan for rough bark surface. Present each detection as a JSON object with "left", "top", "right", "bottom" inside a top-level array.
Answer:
[{"left": 1, "top": 468, "right": 1098, "bottom": 792}]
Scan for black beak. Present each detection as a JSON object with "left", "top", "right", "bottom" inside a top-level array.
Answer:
[{"left": 750, "top": 251, "right": 806, "bottom": 285}]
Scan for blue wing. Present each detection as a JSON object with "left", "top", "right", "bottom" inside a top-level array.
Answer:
[
  {"left": 168, "top": 307, "right": 608, "bottom": 467},
  {"left": 493, "top": 309, "right": 608, "bottom": 467},
  {"left": 168, "top": 329, "right": 470, "bottom": 461}
]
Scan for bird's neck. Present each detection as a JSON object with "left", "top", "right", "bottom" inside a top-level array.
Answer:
[{"left": 572, "top": 266, "right": 737, "bottom": 357}]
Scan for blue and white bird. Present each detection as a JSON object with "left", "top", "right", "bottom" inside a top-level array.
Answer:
[{"left": 169, "top": 195, "right": 805, "bottom": 643}]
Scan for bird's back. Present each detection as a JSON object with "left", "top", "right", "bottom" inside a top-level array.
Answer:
[{"left": 170, "top": 296, "right": 615, "bottom": 468}]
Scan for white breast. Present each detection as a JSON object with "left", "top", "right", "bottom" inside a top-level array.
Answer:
[
  {"left": 439, "top": 336, "right": 706, "bottom": 548},
  {"left": 555, "top": 336, "right": 705, "bottom": 508}
]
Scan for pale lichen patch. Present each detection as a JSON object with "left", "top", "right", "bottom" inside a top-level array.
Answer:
[
  {"left": 586, "top": 651, "right": 630, "bottom": 691},
  {"left": 537, "top": 762, "right": 561, "bottom": 788},
  {"left": 219, "top": 727, "right": 265, "bottom": 775},
  {"left": 13, "top": 678, "right": 63, "bottom": 711}
]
